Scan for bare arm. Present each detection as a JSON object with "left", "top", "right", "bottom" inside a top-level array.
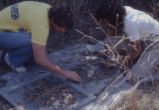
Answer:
[
  {"left": 117, "top": 40, "right": 142, "bottom": 66},
  {"left": 127, "top": 40, "right": 141, "bottom": 62},
  {"left": 32, "top": 43, "right": 82, "bottom": 82}
]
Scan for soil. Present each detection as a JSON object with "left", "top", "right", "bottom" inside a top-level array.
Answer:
[{"left": 24, "top": 76, "right": 85, "bottom": 110}]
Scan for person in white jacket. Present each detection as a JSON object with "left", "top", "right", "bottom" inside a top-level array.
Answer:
[{"left": 96, "top": 3, "right": 159, "bottom": 84}]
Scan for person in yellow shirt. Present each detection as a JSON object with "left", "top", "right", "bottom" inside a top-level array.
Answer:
[{"left": 0, "top": 1, "right": 82, "bottom": 82}]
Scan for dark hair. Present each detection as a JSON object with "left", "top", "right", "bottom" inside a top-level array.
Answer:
[
  {"left": 49, "top": 3, "right": 73, "bottom": 30},
  {"left": 96, "top": 2, "right": 126, "bottom": 27}
]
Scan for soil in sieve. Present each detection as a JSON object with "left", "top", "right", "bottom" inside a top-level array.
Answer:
[{"left": 24, "top": 76, "right": 86, "bottom": 109}]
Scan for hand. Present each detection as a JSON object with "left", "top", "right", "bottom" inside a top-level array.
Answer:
[
  {"left": 128, "top": 43, "right": 138, "bottom": 51},
  {"left": 128, "top": 40, "right": 142, "bottom": 60},
  {"left": 62, "top": 70, "right": 82, "bottom": 82}
]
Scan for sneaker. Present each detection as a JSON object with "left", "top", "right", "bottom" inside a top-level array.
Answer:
[
  {"left": 4, "top": 53, "right": 27, "bottom": 73},
  {"left": 15, "top": 65, "right": 27, "bottom": 73}
]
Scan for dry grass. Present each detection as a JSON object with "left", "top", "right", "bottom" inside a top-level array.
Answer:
[
  {"left": 75, "top": 12, "right": 131, "bottom": 85},
  {"left": 112, "top": 79, "right": 159, "bottom": 110},
  {"left": 75, "top": 1, "right": 159, "bottom": 109},
  {"left": 0, "top": 0, "right": 159, "bottom": 109}
]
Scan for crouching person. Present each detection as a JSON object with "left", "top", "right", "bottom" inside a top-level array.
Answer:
[
  {"left": 96, "top": 3, "right": 159, "bottom": 84},
  {"left": 0, "top": 1, "right": 82, "bottom": 82}
]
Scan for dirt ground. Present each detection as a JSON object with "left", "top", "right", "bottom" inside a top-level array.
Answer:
[{"left": 0, "top": 0, "right": 159, "bottom": 110}]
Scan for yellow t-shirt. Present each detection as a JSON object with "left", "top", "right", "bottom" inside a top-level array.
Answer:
[{"left": 0, "top": 1, "right": 51, "bottom": 46}]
